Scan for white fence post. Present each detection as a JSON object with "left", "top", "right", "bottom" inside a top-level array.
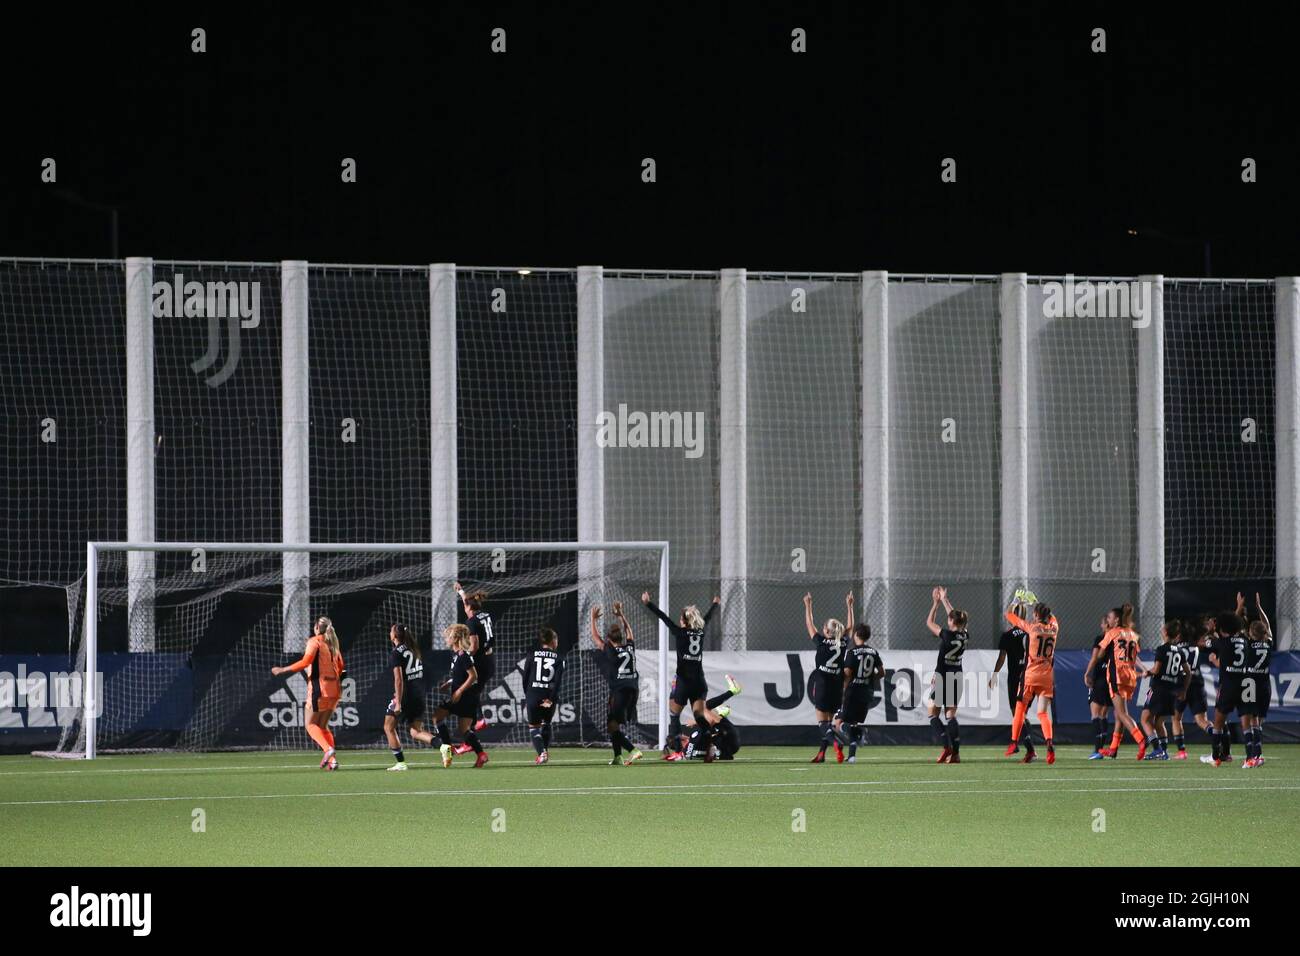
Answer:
[{"left": 125, "top": 256, "right": 155, "bottom": 652}]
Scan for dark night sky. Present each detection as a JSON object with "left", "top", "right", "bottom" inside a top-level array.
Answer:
[{"left": 2, "top": 2, "right": 1296, "bottom": 275}]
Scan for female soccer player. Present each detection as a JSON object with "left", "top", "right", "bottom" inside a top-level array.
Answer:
[
  {"left": 525, "top": 627, "right": 564, "bottom": 765},
  {"left": 925, "top": 586, "right": 968, "bottom": 764},
  {"left": 804, "top": 590, "right": 854, "bottom": 763},
  {"left": 382, "top": 623, "right": 427, "bottom": 772},
  {"left": 683, "top": 680, "right": 744, "bottom": 761},
  {"left": 641, "top": 590, "right": 719, "bottom": 760},
  {"left": 271, "top": 616, "right": 346, "bottom": 770},
  {"left": 1004, "top": 600, "right": 1060, "bottom": 764},
  {"left": 453, "top": 582, "right": 495, "bottom": 741},
  {"left": 1240, "top": 595, "right": 1273, "bottom": 768},
  {"left": 409, "top": 623, "right": 488, "bottom": 768},
  {"left": 1086, "top": 603, "right": 1148, "bottom": 759},
  {"left": 1086, "top": 609, "right": 1118, "bottom": 759},
  {"left": 590, "top": 601, "right": 643, "bottom": 766},
  {"left": 1170, "top": 613, "right": 1213, "bottom": 759},
  {"left": 1138, "top": 618, "right": 1190, "bottom": 761},
  {"left": 837, "top": 621, "right": 884, "bottom": 763},
  {"left": 990, "top": 597, "right": 1031, "bottom": 753}
]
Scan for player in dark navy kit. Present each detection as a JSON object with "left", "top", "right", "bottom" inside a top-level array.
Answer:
[
  {"left": 1239, "top": 594, "right": 1273, "bottom": 768},
  {"left": 1170, "top": 613, "right": 1212, "bottom": 759},
  {"left": 453, "top": 582, "right": 495, "bottom": 746},
  {"left": 382, "top": 623, "right": 428, "bottom": 771},
  {"left": 804, "top": 590, "right": 854, "bottom": 764},
  {"left": 990, "top": 596, "right": 1030, "bottom": 754},
  {"left": 590, "top": 601, "right": 643, "bottom": 766},
  {"left": 1085, "top": 610, "right": 1118, "bottom": 759},
  {"left": 684, "top": 679, "right": 743, "bottom": 761},
  {"left": 1138, "top": 619, "right": 1190, "bottom": 760},
  {"left": 1205, "top": 610, "right": 1250, "bottom": 767},
  {"left": 410, "top": 623, "right": 488, "bottom": 768},
  {"left": 836, "top": 621, "right": 884, "bottom": 763},
  {"left": 524, "top": 628, "right": 564, "bottom": 765},
  {"left": 926, "top": 586, "right": 969, "bottom": 764},
  {"left": 641, "top": 590, "right": 720, "bottom": 760}
]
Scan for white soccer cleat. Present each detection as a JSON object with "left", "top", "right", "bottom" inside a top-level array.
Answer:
[
  {"left": 387, "top": 761, "right": 408, "bottom": 772},
  {"left": 623, "top": 749, "right": 643, "bottom": 766},
  {"left": 1199, "top": 754, "right": 1217, "bottom": 765},
  {"left": 725, "top": 674, "right": 742, "bottom": 695},
  {"left": 440, "top": 744, "right": 453, "bottom": 768},
  {"left": 715, "top": 705, "right": 731, "bottom": 719}
]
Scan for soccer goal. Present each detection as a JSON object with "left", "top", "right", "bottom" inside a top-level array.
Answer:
[{"left": 45, "top": 540, "right": 670, "bottom": 759}]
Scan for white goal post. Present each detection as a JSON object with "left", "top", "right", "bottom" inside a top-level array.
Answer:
[{"left": 78, "top": 539, "right": 670, "bottom": 759}]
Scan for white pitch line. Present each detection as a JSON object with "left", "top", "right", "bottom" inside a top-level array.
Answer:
[{"left": 2, "top": 782, "right": 1297, "bottom": 809}]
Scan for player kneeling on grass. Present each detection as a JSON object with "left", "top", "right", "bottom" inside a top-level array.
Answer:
[
  {"left": 408, "top": 624, "right": 488, "bottom": 768},
  {"left": 804, "top": 590, "right": 854, "bottom": 763},
  {"left": 925, "top": 586, "right": 968, "bottom": 764},
  {"left": 1137, "top": 619, "right": 1190, "bottom": 761},
  {"left": 272, "top": 616, "right": 346, "bottom": 770},
  {"left": 1004, "top": 599, "right": 1059, "bottom": 765},
  {"left": 525, "top": 628, "right": 564, "bottom": 765},
  {"left": 836, "top": 621, "right": 883, "bottom": 763},
  {"left": 589, "top": 601, "right": 643, "bottom": 766},
  {"left": 383, "top": 624, "right": 428, "bottom": 771}
]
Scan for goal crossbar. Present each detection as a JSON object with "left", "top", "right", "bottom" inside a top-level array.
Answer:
[{"left": 82, "top": 540, "right": 671, "bottom": 759}]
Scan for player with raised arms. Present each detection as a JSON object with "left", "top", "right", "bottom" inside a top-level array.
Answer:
[
  {"left": 452, "top": 582, "right": 495, "bottom": 746},
  {"left": 382, "top": 623, "right": 427, "bottom": 772},
  {"left": 1204, "top": 606, "right": 1251, "bottom": 766},
  {"left": 409, "top": 623, "right": 488, "bottom": 768},
  {"left": 804, "top": 590, "right": 854, "bottom": 764},
  {"left": 524, "top": 627, "right": 564, "bottom": 765},
  {"left": 836, "top": 618, "right": 884, "bottom": 763},
  {"left": 1004, "top": 597, "right": 1060, "bottom": 765},
  {"left": 1086, "top": 603, "right": 1147, "bottom": 759},
  {"left": 925, "top": 585, "right": 969, "bottom": 764},
  {"left": 589, "top": 601, "right": 643, "bottom": 766},
  {"left": 1240, "top": 593, "right": 1272, "bottom": 768},
  {"left": 641, "top": 590, "right": 720, "bottom": 761},
  {"left": 272, "top": 615, "right": 346, "bottom": 770}
]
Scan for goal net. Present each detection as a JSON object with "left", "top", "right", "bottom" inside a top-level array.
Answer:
[{"left": 48, "top": 541, "right": 668, "bottom": 758}]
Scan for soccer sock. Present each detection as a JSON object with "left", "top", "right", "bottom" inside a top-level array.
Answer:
[
  {"left": 1129, "top": 725, "right": 1144, "bottom": 746},
  {"left": 1039, "top": 711, "right": 1054, "bottom": 745},
  {"left": 305, "top": 723, "right": 330, "bottom": 753},
  {"left": 668, "top": 713, "right": 682, "bottom": 749},
  {"left": 464, "top": 729, "right": 484, "bottom": 755},
  {"left": 542, "top": 723, "right": 552, "bottom": 751},
  {"left": 1091, "top": 717, "right": 1104, "bottom": 751},
  {"left": 392, "top": 747, "right": 405, "bottom": 763},
  {"left": 847, "top": 725, "right": 860, "bottom": 757},
  {"left": 706, "top": 690, "right": 734, "bottom": 709},
  {"left": 1011, "top": 700, "right": 1027, "bottom": 745},
  {"left": 1211, "top": 730, "right": 1223, "bottom": 760},
  {"left": 322, "top": 727, "right": 336, "bottom": 750},
  {"left": 436, "top": 723, "right": 452, "bottom": 747},
  {"left": 945, "top": 716, "right": 960, "bottom": 755},
  {"left": 817, "top": 720, "right": 832, "bottom": 752},
  {"left": 531, "top": 726, "right": 546, "bottom": 755},
  {"left": 1174, "top": 733, "right": 1186, "bottom": 751},
  {"left": 615, "top": 730, "right": 636, "bottom": 753},
  {"left": 1109, "top": 729, "right": 1122, "bottom": 751},
  {"left": 929, "top": 715, "right": 946, "bottom": 746},
  {"left": 1156, "top": 735, "right": 1167, "bottom": 753}
]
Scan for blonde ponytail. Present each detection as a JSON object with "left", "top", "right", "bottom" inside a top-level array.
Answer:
[
  {"left": 683, "top": 605, "right": 704, "bottom": 631},
  {"left": 824, "top": 618, "right": 845, "bottom": 650},
  {"left": 316, "top": 616, "right": 341, "bottom": 658}
]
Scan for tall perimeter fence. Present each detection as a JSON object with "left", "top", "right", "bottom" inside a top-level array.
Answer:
[{"left": 0, "top": 259, "right": 1295, "bottom": 658}]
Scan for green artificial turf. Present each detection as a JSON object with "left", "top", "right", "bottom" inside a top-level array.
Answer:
[{"left": 1, "top": 746, "right": 1295, "bottom": 866}]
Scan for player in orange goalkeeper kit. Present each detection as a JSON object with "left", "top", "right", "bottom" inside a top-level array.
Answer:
[
  {"left": 272, "top": 616, "right": 347, "bottom": 770},
  {"left": 1085, "top": 602, "right": 1148, "bottom": 759},
  {"left": 1004, "top": 600, "right": 1059, "bottom": 764}
]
